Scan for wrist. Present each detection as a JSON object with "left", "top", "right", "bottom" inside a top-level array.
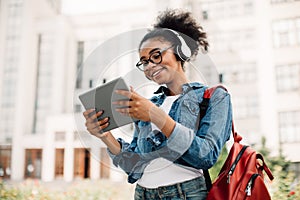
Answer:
[
  {"left": 150, "top": 106, "right": 175, "bottom": 138},
  {"left": 161, "top": 116, "right": 176, "bottom": 138}
]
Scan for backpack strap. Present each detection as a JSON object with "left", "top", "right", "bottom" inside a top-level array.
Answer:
[
  {"left": 199, "top": 85, "right": 227, "bottom": 122},
  {"left": 200, "top": 85, "right": 241, "bottom": 141},
  {"left": 199, "top": 85, "right": 228, "bottom": 191}
]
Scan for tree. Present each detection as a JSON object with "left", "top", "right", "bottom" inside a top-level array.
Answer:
[{"left": 258, "top": 136, "right": 300, "bottom": 200}]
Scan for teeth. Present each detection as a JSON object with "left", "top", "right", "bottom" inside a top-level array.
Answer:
[{"left": 152, "top": 69, "right": 162, "bottom": 77}]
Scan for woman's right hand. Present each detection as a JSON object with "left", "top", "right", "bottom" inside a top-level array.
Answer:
[{"left": 83, "top": 109, "right": 111, "bottom": 138}]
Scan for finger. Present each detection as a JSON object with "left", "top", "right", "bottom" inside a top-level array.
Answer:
[
  {"left": 87, "top": 111, "right": 103, "bottom": 122},
  {"left": 90, "top": 122, "right": 110, "bottom": 135},
  {"left": 99, "top": 122, "right": 109, "bottom": 131},
  {"left": 85, "top": 115, "right": 107, "bottom": 129},
  {"left": 112, "top": 100, "right": 131, "bottom": 107},
  {"left": 115, "top": 107, "right": 131, "bottom": 114},
  {"left": 87, "top": 120, "right": 109, "bottom": 134},
  {"left": 87, "top": 122, "right": 101, "bottom": 133},
  {"left": 98, "top": 117, "right": 110, "bottom": 126},
  {"left": 83, "top": 109, "right": 96, "bottom": 119},
  {"left": 129, "top": 86, "right": 140, "bottom": 97},
  {"left": 115, "top": 89, "right": 132, "bottom": 98}
]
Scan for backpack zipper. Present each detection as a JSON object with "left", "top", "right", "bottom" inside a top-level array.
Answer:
[
  {"left": 245, "top": 174, "right": 260, "bottom": 196},
  {"left": 227, "top": 145, "right": 249, "bottom": 183}
]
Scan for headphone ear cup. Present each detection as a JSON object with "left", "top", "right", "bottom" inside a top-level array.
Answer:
[
  {"left": 177, "top": 42, "right": 191, "bottom": 61},
  {"left": 174, "top": 45, "right": 181, "bottom": 60},
  {"left": 167, "top": 29, "right": 192, "bottom": 61}
]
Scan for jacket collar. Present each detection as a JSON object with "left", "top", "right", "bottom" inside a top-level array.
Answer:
[{"left": 154, "top": 82, "right": 204, "bottom": 95}]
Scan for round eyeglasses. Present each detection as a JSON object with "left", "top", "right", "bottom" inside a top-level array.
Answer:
[{"left": 136, "top": 45, "right": 174, "bottom": 71}]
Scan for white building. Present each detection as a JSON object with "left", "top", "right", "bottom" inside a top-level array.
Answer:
[
  {"left": 192, "top": 0, "right": 300, "bottom": 175},
  {"left": 0, "top": 0, "right": 186, "bottom": 182},
  {"left": 0, "top": 0, "right": 299, "bottom": 182}
]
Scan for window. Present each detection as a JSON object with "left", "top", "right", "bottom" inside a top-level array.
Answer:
[
  {"left": 218, "top": 63, "right": 257, "bottom": 84},
  {"left": 202, "top": 10, "right": 208, "bottom": 20},
  {"left": 0, "top": 0, "right": 23, "bottom": 138},
  {"left": 24, "top": 149, "right": 42, "bottom": 179},
  {"left": 279, "top": 111, "right": 300, "bottom": 143},
  {"left": 273, "top": 18, "right": 300, "bottom": 47},
  {"left": 210, "top": 29, "right": 255, "bottom": 52},
  {"left": 0, "top": 146, "right": 12, "bottom": 179},
  {"left": 296, "top": 18, "right": 300, "bottom": 44},
  {"left": 290, "top": 162, "right": 300, "bottom": 179},
  {"left": 76, "top": 41, "right": 84, "bottom": 89},
  {"left": 276, "top": 64, "right": 300, "bottom": 92},
  {"left": 32, "top": 34, "right": 54, "bottom": 134},
  {"left": 74, "top": 148, "right": 90, "bottom": 179},
  {"left": 271, "top": 0, "right": 300, "bottom": 3},
  {"left": 200, "top": 0, "right": 254, "bottom": 20},
  {"left": 55, "top": 149, "right": 64, "bottom": 177},
  {"left": 233, "top": 96, "right": 259, "bottom": 119},
  {"left": 55, "top": 132, "right": 65, "bottom": 141},
  {"left": 74, "top": 104, "right": 82, "bottom": 113}
]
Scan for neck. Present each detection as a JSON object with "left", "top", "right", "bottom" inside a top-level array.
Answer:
[{"left": 166, "top": 76, "right": 189, "bottom": 95}]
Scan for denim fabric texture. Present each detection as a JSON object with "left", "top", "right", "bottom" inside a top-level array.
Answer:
[
  {"left": 134, "top": 176, "right": 208, "bottom": 200},
  {"left": 108, "top": 82, "right": 232, "bottom": 184}
]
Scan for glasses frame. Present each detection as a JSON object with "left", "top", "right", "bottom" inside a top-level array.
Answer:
[{"left": 136, "top": 45, "right": 174, "bottom": 71}]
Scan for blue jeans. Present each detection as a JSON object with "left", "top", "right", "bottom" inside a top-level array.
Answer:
[{"left": 134, "top": 176, "right": 208, "bottom": 200}]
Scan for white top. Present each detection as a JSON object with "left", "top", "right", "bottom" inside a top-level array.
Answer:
[{"left": 138, "top": 95, "right": 203, "bottom": 188}]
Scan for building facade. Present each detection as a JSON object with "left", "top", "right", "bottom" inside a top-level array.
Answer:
[
  {"left": 0, "top": 0, "right": 299, "bottom": 182},
  {"left": 193, "top": 0, "right": 300, "bottom": 176}
]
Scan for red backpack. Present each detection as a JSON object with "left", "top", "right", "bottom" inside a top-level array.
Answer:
[{"left": 201, "top": 86, "right": 274, "bottom": 200}]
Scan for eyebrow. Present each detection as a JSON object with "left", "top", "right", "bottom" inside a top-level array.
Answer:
[{"left": 139, "top": 48, "right": 160, "bottom": 60}]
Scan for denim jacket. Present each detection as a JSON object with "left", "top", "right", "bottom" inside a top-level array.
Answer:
[{"left": 108, "top": 82, "right": 232, "bottom": 184}]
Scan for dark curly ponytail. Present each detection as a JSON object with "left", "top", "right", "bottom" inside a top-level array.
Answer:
[{"left": 139, "top": 9, "right": 209, "bottom": 59}]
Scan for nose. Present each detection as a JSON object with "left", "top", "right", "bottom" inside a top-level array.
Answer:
[{"left": 144, "top": 62, "right": 157, "bottom": 72}]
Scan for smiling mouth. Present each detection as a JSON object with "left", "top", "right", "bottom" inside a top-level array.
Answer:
[{"left": 151, "top": 68, "right": 165, "bottom": 78}]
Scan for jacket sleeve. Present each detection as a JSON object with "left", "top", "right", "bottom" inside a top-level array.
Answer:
[
  {"left": 168, "top": 87, "right": 232, "bottom": 169},
  {"left": 106, "top": 124, "right": 142, "bottom": 174}
]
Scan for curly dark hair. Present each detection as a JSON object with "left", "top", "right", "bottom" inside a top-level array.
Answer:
[{"left": 139, "top": 9, "right": 209, "bottom": 59}]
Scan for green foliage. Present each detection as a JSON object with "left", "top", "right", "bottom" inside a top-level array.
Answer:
[
  {"left": 0, "top": 179, "right": 134, "bottom": 200},
  {"left": 258, "top": 136, "right": 300, "bottom": 200},
  {"left": 0, "top": 181, "right": 20, "bottom": 200},
  {"left": 209, "top": 146, "right": 228, "bottom": 181},
  {"left": 271, "top": 166, "right": 299, "bottom": 200}
]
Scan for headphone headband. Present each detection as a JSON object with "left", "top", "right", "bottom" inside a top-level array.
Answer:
[{"left": 166, "top": 29, "right": 192, "bottom": 61}]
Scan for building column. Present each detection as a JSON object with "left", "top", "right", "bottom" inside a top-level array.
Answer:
[
  {"left": 90, "top": 147, "right": 100, "bottom": 180},
  {"left": 41, "top": 126, "right": 55, "bottom": 182},
  {"left": 64, "top": 131, "right": 74, "bottom": 182},
  {"left": 11, "top": 136, "right": 24, "bottom": 181}
]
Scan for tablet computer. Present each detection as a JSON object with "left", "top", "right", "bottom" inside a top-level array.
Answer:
[{"left": 78, "top": 77, "right": 138, "bottom": 132}]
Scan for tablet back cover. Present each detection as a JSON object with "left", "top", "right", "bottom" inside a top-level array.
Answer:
[{"left": 79, "top": 77, "right": 137, "bottom": 132}]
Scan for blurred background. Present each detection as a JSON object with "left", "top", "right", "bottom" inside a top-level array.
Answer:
[{"left": 0, "top": 0, "right": 300, "bottom": 199}]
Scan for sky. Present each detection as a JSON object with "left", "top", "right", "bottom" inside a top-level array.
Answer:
[{"left": 61, "top": 0, "right": 147, "bottom": 15}]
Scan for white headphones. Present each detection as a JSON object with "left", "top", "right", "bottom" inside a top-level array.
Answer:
[{"left": 167, "top": 29, "right": 192, "bottom": 61}]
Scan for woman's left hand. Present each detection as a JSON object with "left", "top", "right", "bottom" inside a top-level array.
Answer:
[{"left": 114, "top": 87, "right": 157, "bottom": 122}]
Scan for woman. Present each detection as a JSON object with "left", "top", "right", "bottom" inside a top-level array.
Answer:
[{"left": 83, "top": 9, "right": 232, "bottom": 200}]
